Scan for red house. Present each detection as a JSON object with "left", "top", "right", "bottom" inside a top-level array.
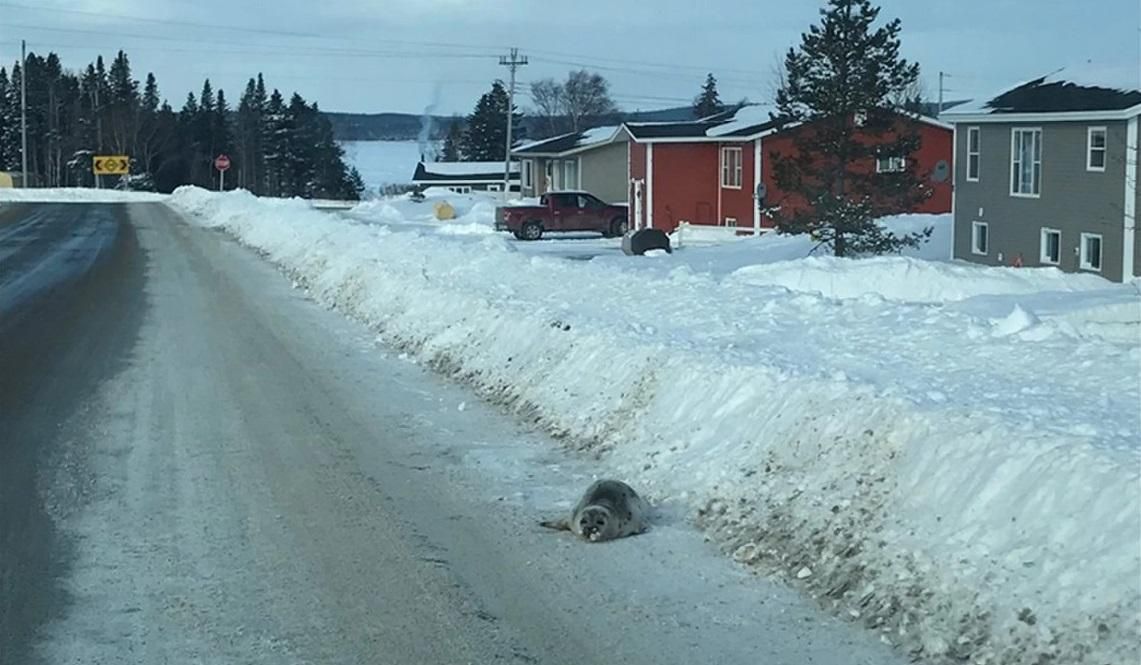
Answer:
[{"left": 622, "top": 106, "right": 952, "bottom": 234}]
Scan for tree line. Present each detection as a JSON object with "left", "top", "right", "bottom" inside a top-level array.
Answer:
[{"left": 0, "top": 50, "right": 363, "bottom": 198}]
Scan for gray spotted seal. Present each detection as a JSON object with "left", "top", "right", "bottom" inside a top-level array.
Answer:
[{"left": 539, "top": 479, "right": 650, "bottom": 542}]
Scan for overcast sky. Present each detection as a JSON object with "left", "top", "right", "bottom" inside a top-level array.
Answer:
[{"left": 1, "top": 0, "right": 1138, "bottom": 116}]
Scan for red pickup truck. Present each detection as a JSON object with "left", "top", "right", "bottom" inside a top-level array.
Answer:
[{"left": 496, "top": 191, "right": 628, "bottom": 241}]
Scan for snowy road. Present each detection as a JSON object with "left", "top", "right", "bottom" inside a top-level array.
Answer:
[{"left": 1, "top": 202, "right": 906, "bottom": 664}]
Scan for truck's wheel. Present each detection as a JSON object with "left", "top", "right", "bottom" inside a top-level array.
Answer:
[
  {"left": 521, "top": 221, "right": 543, "bottom": 241},
  {"left": 608, "top": 217, "right": 629, "bottom": 238}
]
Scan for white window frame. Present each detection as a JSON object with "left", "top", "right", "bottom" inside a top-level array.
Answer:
[
  {"left": 1010, "top": 128, "right": 1043, "bottom": 198},
  {"left": 521, "top": 160, "right": 533, "bottom": 189},
  {"left": 449, "top": 185, "right": 472, "bottom": 194},
  {"left": 1087, "top": 127, "right": 1107, "bottom": 172},
  {"left": 966, "top": 126, "right": 980, "bottom": 182},
  {"left": 875, "top": 155, "right": 906, "bottom": 173},
  {"left": 562, "top": 159, "right": 579, "bottom": 190},
  {"left": 486, "top": 183, "right": 502, "bottom": 192},
  {"left": 1039, "top": 227, "right": 1061, "bottom": 265},
  {"left": 724, "top": 217, "right": 738, "bottom": 227},
  {"left": 721, "top": 147, "right": 743, "bottom": 189},
  {"left": 1079, "top": 232, "right": 1103, "bottom": 272},
  {"left": 971, "top": 221, "right": 989, "bottom": 256}
]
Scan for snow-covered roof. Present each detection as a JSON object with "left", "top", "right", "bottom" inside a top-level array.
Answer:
[
  {"left": 420, "top": 161, "right": 516, "bottom": 176},
  {"left": 512, "top": 125, "right": 622, "bottom": 156},
  {"left": 624, "top": 105, "right": 787, "bottom": 142},
  {"left": 946, "top": 64, "right": 1141, "bottom": 118},
  {"left": 412, "top": 161, "right": 518, "bottom": 183},
  {"left": 706, "top": 105, "right": 781, "bottom": 137}
]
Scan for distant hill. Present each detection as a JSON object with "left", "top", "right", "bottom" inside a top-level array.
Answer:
[{"left": 326, "top": 106, "right": 699, "bottom": 142}]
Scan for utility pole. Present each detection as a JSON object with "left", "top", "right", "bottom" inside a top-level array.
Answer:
[
  {"left": 20, "top": 40, "right": 28, "bottom": 188},
  {"left": 499, "top": 47, "right": 527, "bottom": 199},
  {"left": 937, "top": 71, "right": 950, "bottom": 118}
]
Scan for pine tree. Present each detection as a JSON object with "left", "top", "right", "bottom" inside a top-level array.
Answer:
[
  {"left": 693, "top": 73, "right": 725, "bottom": 119},
  {"left": 0, "top": 68, "right": 11, "bottom": 170},
  {"left": 346, "top": 166, "right": 366, "bottom": 199},
  {"left": 770, "top": 0, "right": 931, "bottom": 257},
  {"left": 460, "top": 81, "right": 519, "bottom": 162},
  {"left": 262, "top": 89, "right": 288, "bottom": 196},
  {"left": 105, "top": 50, "right": 138, "bottom": 159},
  {"left": 441, "top": 116, "right": 463, "bottom": 161}
]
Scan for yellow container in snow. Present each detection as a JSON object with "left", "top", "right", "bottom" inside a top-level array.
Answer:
[{"left": 434, "top": 201, "right": 456, "bottom": 220}]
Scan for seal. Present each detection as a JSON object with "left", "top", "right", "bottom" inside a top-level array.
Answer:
[{"left": 539, "top": 479, "right": 650, "bottom": 542}]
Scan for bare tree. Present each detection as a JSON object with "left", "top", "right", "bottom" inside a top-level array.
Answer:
[
  {"left": 529, "top": 78, "right": 566, "bottom": 137},
  {"left": 891, "top": 76, "right": 928, "bottom": 113},
  {"left": 562, "top": 70, "right": 616, "bottom": 131}
]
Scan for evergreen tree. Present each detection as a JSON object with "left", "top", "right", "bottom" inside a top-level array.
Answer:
[
  {"left": 0, "top": 68, "right": 11, "bottom": 170},
  {"left": 262, "top": 89, "right": 288, "bottom": 196},
  {"left": 441, "top": 117, "right": 463, "bottom": 161},
  {"left": 693, "top": 73, "right": 725, "bottom": 119},
  {"left": 105, "top": 50, "right": 138, "bottom": 157},
  {"left": 346, "top": 166, "right": 366, "bottom": 199},
  {"left": 770, "top": 0, "right": 931, "bottom": 257},
  {"left": 236, "top": 77, "right": 260, "bottom": 191},
  {"left": 460, "top": 81, "right": 519, "bottom": 161}
]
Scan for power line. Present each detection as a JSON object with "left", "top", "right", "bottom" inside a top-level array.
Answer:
[
  {"left": 526, "top": 48, "right": 768, "bottom": 79},
  {"left": 0, "top": 1, "right": 321, "bottom": 39},
  {"left": 1, "top": 2, "right": 771, "bottom": 84},
  {"left": 0, "top": 38, "right": 495, "bottom": 62},
  {"left": 527, "top": 56, "right": 767, "bottom": 87}
]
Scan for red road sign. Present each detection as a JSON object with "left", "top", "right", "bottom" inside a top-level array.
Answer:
[{"left": 214, "top": 154, "right": 231, "bottom": 172}]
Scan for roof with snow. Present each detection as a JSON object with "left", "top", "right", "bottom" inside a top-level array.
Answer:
[
  {"left": 947, "top": 65, "right": 1141, "bottom": 117},
  {"left": 412, "top": 161, "right": 519, "bottom": 184},
  {"left": 512, "top": 125, "right": 622, "bottom": 156},
  {"left": 624, "top": 105, "right": 786, "bottom": 142}
]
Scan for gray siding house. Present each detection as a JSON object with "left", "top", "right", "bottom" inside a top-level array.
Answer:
[
  {"left": 944, "top": 68, "right": 1140, "bottom": 282},
  {"left": 511, "top": 126, "right": 629, "bottom": 203}
]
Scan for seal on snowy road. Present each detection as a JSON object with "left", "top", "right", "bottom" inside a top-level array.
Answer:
[{"left": 539, "top": 479, "right": 650, "bottom": 542}]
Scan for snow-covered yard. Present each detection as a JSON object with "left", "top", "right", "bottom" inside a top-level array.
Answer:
[{"left": 169, "top": 185, "right": 1138, "bottom": 665}]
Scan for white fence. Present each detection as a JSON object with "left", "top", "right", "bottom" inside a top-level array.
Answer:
[{"left": 672, "top": 221, "right": 769, "bottom": 248}]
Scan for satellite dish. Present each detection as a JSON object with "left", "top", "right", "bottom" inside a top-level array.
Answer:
[{"left": 931, "top": 160, "right": 950, "bottom": 183}]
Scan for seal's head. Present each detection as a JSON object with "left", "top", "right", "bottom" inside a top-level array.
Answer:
[{"left": 576, "top": 505, "right": 617, "bottom": 542}]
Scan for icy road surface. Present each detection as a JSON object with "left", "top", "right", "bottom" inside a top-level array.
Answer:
[{"left": 1, "top": 202, "right": 905, "bottom": 665}]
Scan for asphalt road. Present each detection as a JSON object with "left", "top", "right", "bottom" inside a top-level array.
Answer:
[{"left": 0, "top": 202, "right": 905, "bottom": 665}]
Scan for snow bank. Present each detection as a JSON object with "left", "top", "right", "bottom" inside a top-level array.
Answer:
[
  {"left": 0, "top": 188, "right": 166, "bottom": 203},
  {"left": 733, "top": 255, "right": 1111, "bottom": 303},
  {"left": 168, "top": 187, "right": 1140, "bottom": 665}
]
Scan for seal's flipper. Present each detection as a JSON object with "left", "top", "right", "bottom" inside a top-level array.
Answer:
[{"left": 538, "top": 518, "right": 571, "bottom": 532}]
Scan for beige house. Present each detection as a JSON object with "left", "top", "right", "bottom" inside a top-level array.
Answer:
[{"left": 511, "top": 126, "right": 629, "bottom": 203}]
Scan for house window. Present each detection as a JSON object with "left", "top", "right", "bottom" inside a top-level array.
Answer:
[
  {"left": 721, "top": 147, "right": 743, "bottom": 188},
  {"left": 971, "top": 221, "right": 988, "bottom": 255},
  {"left": 561, "top": 160, "right": 579, "bottom": 191},
  {"left": 1010, "top": 128, "right": 1042, "bottom": 197},
  {"left": 449, "top": 185, "right": 472, "bottom": 194},
  {"left": 1080, "top": 233, "right": 1102, "bottom": 271},
  {"left": 487, "top": 183, "right": 502, "bottom": 192},
  {"left": 1040, "top": 228, "right": 1061, "bottom": 265},
  {"left": 724, "top": 217, "right": 738, "bottom": 227},
  {"left": 521, "top": 160, "right": 533, "bottom": 189},
  {"left": 876, "top": 156, "right": 906, "bottom": 173},
  {"left": 545, "top": 161, "right": 556, "bottom": 189},
  {"left": 1087, "top": 127, "right": 1107, "bottom": 172},
  {"left": 966, "top": 127, "right": 980, "bottom": 181}
]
